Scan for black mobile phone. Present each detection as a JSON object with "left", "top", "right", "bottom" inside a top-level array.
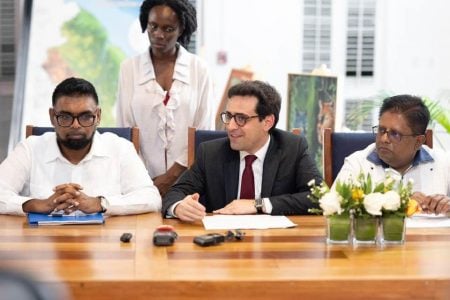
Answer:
[{"left": 193, "top": 233, "right": 225, "bottom": 247}]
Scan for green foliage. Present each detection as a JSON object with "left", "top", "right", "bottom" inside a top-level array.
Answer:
[
  {"left": 423, "top": 97, "right": 450, "bottom": 132},
  {"left": 346, "top": 99, "right": 375, "bottom": 130},
  {"left": 57, "top": 8, "right": 126, "bottom": 125}
]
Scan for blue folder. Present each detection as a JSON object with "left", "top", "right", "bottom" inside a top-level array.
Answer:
[{"left": 28, "top": 212, "right": 104, "bottom": 225}]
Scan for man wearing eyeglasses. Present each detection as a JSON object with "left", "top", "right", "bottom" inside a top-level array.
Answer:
[
  {"left": 334, "top": 95, "right": 449, "bottom": 215},
  {"left": 162, "top": 80, "right": 323, "bottom": 222},
  {"left": 0, "top": 77, "right": 161, "bottom": 216}
]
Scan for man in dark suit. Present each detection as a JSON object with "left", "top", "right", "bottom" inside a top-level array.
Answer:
[{"left": 162, "top": 80, "right": 322, "bottom": 222}]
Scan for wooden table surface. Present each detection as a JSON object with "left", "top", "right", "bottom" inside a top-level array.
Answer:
[{"left": 0, "top": 213, "right": 449, "bottom": 300}]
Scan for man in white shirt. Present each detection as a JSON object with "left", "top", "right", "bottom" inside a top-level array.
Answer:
[
  {"left": 334, "top": 95, "right": 450, "bottom": 215},
  {"left": 0, "top": 77, "right": 161, "bottom": 216}
]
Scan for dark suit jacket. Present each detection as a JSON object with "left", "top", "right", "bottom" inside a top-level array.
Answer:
[{"left": 162, "top": 129, "right": 323, "bottom": 216}]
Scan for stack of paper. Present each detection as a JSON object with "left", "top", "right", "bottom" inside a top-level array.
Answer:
[
  {"left": 202, "top": 215, "right": 297, "bottom": 230},
  {"left": 406, "top": 213, "right": 450, "bottom": 228}
]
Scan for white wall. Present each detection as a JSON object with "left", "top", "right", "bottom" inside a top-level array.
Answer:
[
  {"left": 201, "top": 0, "right": 450, "bottom": 148},
  {"left": 201, "top": 0, "right": 302, "bottom": 129},
  {"left": 377, "top": 0, "right": 450, "bottom": 99}
]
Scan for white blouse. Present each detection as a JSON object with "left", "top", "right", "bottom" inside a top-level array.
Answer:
[{"left": 116, "top": 45, "right": 214, "bottom": 178}]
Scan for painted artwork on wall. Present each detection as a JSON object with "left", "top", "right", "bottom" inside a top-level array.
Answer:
[
  {"left": 15, "top": 0, "right": 147, "bottom": 139},
  {"left": 215, "top": 68, "right": 254, "bottom": 130},
  {"left": 287, "top": 73, "right": 338, "bottom": 170}
]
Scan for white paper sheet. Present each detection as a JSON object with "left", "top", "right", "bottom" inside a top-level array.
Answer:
[
  {"left": 406, "top": 213, "right": 450, "bottom": 228},
  {"left": 202, "top": 215, "right": 297, "bottom": 230}
]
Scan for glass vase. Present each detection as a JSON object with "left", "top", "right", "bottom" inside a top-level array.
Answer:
[
  {"left": 326, "top": 214, "right": 351, "bottom": 244},
  {"left": 381, "top": 214, "right": 406, "bottom": 244},
  {"left": 353, "top": 216, "right": 378, "bottom": 244}
]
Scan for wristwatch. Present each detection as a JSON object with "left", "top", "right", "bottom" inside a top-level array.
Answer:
[
  {"left": 254, "top": 198, "right": 264, "bottom": 214},
  {"left": 97, "top": 196, "right": 108, "bottom": 213}
]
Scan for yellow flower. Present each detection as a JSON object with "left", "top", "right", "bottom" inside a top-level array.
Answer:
[
  {"left": 406, "top": 199, "right": 421, "bottom": 217},
  {"left": 351, "top": 188, "right": 364, "bottom": 202}
]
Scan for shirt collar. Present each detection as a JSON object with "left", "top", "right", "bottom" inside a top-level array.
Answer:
[
  {"left": 172, "top": 45, "right": 190, "bottom": 84},
  {"left": 44, "top": 131, "right": 109, "bottom": 164},
  {"left": 239, "top": 135, "right": 271, "bottom": 162},
  {"left": 44, "top": 133, "right": 62, "bottom": 163},
  {"left": 367, "top": 145, "right": 434, "bottom": 168},
  {"left": 138, "top": 44, "right": 190, "bottom": 85}
]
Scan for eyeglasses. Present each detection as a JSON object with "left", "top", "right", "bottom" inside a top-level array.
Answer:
[
  {"left": 220, "top": 112, "right": 259, "bottom": 127},
  {"left": 55, "top": 111, "right": 97, "bottom": 127},
  {"left": 372, "top": 125, "right": 419, "bottom": 143}
]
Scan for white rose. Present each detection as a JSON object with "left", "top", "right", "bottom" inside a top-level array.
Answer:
[
  {"left": 382, "top": 191, "right": 401, "bottom": 211},
  {"left": 363, "top": 193, "right": 384, "bottom": 216},
  {"left": 319, "top": 191, "right": 343, "bottom": 216}
]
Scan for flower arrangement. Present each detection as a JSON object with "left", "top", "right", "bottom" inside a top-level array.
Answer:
[
  {"left": 308, "top": 174, "right": 420, "bottom": 244},
  {"left": 308, "top": 174, "right": 419, "bottom": 218}
]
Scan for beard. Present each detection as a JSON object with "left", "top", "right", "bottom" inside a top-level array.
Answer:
[{"left": 57, "top": 133, "right": 93, "bottom": 150}]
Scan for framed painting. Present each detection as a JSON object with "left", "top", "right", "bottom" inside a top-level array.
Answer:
[
  {"left": 287, "top": 73, "right": 338, "bottom": 170},
  {"left": 215, "top": 68, "right": 254, "bottom": 130}
]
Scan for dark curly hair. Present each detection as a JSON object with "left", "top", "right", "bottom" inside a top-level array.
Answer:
[
  {"left": 379, "top": 94, "right": 430, "bottom": 135},
  {"left": 228, "top": 80, "right": 281, "bottom": 133},
  {"left": 139, "top": 0, "right": 197, "bottom": 48}
]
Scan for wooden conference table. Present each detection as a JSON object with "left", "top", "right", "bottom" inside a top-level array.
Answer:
[{"left": 0, "top": 213, "right": 449, "bottom": 300}]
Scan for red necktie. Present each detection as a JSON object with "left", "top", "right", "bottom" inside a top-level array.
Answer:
[{"left": 240, "top": 155, "right": 257, "bottom": 199}]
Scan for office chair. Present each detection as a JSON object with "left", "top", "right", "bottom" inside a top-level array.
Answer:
[
  {"left": 187, "top": 127, "right": 227, "bottom": 168},
  {"left": 322, "top": 128, "right": 433, "bottom": 187},
  {"left": 25, "top": 125, "right": 140, "bottom": 153},
  {"left": 187, "top": 127, "right": 302, "bottom": 168}
]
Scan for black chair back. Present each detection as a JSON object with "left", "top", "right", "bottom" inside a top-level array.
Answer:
[
  {"left": 194, "top": 129, "right": 227, "bottom": 150},
  {"left": 25, "top": 126, "right": 140, "bottom": 153},
  {"left": 331, "top": 132, "right": 375, "bottom": 181}
]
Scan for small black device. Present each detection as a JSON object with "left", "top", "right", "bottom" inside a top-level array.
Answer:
[
  {"left": 225, "top": 230, "right": 245, "bottom": 241},
  {"left": 153, "top": 225, "right": 178, "bottom": 246},
  {"left": 193, "top": 233, "right": 225, "bottom": 247},
  {"left": 120, "top": 232, "right": 133, "bottom": 243}
]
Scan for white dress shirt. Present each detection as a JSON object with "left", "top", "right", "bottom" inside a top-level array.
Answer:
[
  {"left": 238, "top": 136, "right": 273, "bottom": 213},
  {"left": 334, "top": 143, "right": 450, "bottom": 197},
  {"left": 0, "top": 131, "right": 161, "bottom": 216},
  {"left": 115, "top": 45, "right": 214, "bottom": 178}
]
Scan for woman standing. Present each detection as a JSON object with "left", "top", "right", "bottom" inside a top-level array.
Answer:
[{"left": 116, "top": 0, "right": 213, "bottom": 196}]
